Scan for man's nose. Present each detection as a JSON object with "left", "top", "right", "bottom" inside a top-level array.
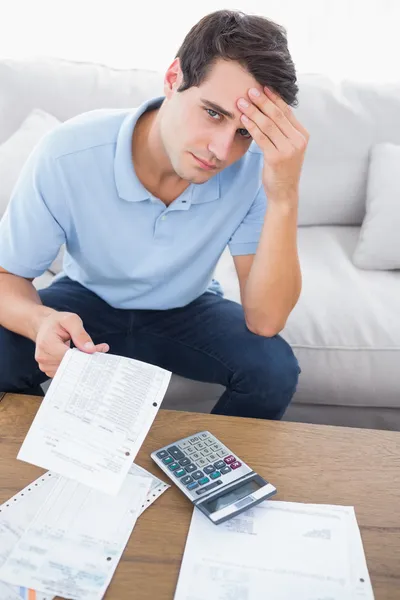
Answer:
[{"left": 208, "top": 130, "right": 236, "bottom": 163}]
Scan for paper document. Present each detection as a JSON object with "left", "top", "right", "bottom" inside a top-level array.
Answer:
[
  {"left": 174, "top": 501, "right": 374, "bottom": 600},
  {"left": 0, "top": 470, "right": 152, "bottom": 599},
  {"left": 0, "top": 473, "right": 55, "bottom": 600},
  {"left": 0, "top": 465, "right": 169, "bottom": 599},
  {"left": 17, "top": 348, "right": 171, "bottom": 494}
]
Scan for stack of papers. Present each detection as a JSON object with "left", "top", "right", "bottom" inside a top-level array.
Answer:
[
  {"left": 0, "top": 349, "right": 172, "bottom": 599},
  {"left": 0, "top": 465, "right": 169, "bottom": 600},
  {"left": 174, "top": 500, "right": 375, "bottom": 600}
]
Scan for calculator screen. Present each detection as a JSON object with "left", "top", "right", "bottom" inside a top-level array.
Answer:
[{"left": 203, "top": 479, "right": 262, "bottom": 513}]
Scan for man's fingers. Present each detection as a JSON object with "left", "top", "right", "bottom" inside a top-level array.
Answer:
[
  {"left": 35, "top": 340, "right": 69, "bottom": 366},
  {"left": 38, "top": 363, "right": 58, "bottom": 378},
  {"left": 37, "top": 343, "right": 109, "bottom": 379},
  {"left": 264, "top": 87, "right": 309, "bottom": 139},
  {"left": 95, "top": 343, "right": 110, "bottom": 353},
  {"left": 34, "top": 312, "right": 110, "bottom": 381},
  {"left": 59, "top": 314, "right": 96, "bottom": 352}
]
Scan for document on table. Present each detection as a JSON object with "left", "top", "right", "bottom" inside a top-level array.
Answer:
[
  {"left": 0, "top": 473, "right": 55, "bottom": 600},
  {"left": 0, "top": 465, "right": 169, "bottom": 600},
  {"left": 0, "top": 469, "right": 152, "bottom": 600},
  {"left": 17, "top": 348, "right": 171, "bottom": 495},
  {"left": 174, "top": 500, "right": 375, "bottom": 600}
]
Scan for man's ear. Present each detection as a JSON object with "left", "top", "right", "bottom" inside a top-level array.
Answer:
[{"left": 164, "top": 57, "right": 183, "bottom": 99}]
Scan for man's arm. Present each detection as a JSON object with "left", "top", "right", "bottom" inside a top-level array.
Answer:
[
  {"left": 0, "top": 132, "right": 108, "bottom": 378},
  {"left": 234, "top": 84, "right": 309, "bottom": 337},
  {"left": 234, "top": 199, "right": 301, "bottom": 337},
  {"left": 0, "top": 266, "right": 56, "bottom": 341},
  {"left": 0, "top": 265, "right": 109, "bottom": 378}
]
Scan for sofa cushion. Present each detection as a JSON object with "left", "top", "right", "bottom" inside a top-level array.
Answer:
[
  {"left": 0, "top": 109, "right": 60, "bottom": 217},
  {"left": 283, "top": 226, "right": 400, "bottom": 408},
  {"left": 294, "top": 75, "right": 400, "bottom": 226},
  {"left": 215, "top": 226, "right": 400, "bottom": 409},
  {"left": 0, "top": 58, "right": 164, "bottom": 145},
  {"left": 353, "top": 142, "right": 400, "bottom": 270}
]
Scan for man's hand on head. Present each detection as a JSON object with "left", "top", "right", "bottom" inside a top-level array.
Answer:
[{"left": 237, "top": 87, "right": 309, "bottom": 204}]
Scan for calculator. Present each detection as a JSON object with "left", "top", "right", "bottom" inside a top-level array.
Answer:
[{"left": 150, "top": 431, "right": 276, "bottom": 525}]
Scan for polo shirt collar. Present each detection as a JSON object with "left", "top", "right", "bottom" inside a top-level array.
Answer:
[
  {"left": 115, "top": 96, "right": 164, "bottom": 202},
  {"left": 114, "top": 95, "right": 221, "bottom": 205}
]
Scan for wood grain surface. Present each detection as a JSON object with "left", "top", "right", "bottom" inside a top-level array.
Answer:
[{"left": 1, "top": 393, "right": 399, "bottom": 599}]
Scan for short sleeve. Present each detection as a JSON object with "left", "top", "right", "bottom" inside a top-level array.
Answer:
[
  {"left": 0, "top": 134, "right": 67, "bottom": 278},
  {"left": 228, "top": 185, "right": 267, "bottom": 256}
]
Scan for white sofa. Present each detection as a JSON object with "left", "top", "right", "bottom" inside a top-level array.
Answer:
[{"left": 1, "top": 58, "right": 400, "bottom": 430}]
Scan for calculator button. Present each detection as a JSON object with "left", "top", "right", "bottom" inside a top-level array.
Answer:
[
  {"left": 210, "top": 471, "right": 221, "bottom": 479},
  {"left": 185, "top": 464, "right": 197, "bottom": 473},
  {"left": 217, "top": 450, "right": 228, "bottom": 457},
  {"left": 199, "top": 432, "right": 208, "bottom": 439},
  {"left": 224, "top": 455, "right": 236, "bottom": 464},
  {"left": 197, "top": 480, "right": 222, "bottom": 494},
  {"left": 181, "top": 475, "right": 194, "bottom": 485},
  {"left": 186, "top": 446, "right": 196, "bottom": 455},
  {"left": 197, "top": 458, "right": 208, "bottom": 468},
  {"left": 230, "top": 461, "right": 242, "bottom": 470},
  {"left": 220, "top": 466, "right": 231, "bottom": 474},
  {"left": 156, "top": 450, "right": 169, "bottom": 459},
  {"left": 208, "top": 453, "right": 218, "bottom": 462},
  {"left": 205, "top": 438, "right": 214, "bottom": 446},
  {"left": 179, "top": 439, "right": 192, "bottom": 450},
  {"left": 198, "top": 477, "right": 210, "bottom": 485},
  {"left": 192, "top": 470, "right": 204, "bottom": 480},
  {"left": 162, "top": 456, "right": 174, "bottom": 465},
  {"left": 195, "top": 441, "right": 206, "bottom": 450},
  {"left": 203, "top": 465, "right": 216, "bottom": 474},
  {"left": 167, "top": 446, "right": 185, "bottom": 460},
  {"left": 189, "top": 436, "right": 200, "bottom": 444},
  {"left": 168, "top": 462, "right": 180, "bottom": 471},
  {"left": 179, "top": 457, "right": 191, "bottom": 466},
  {"left": 213, "top": 460, "right": 226, "bottom": 469},
  {"left": 174, "top": 469, "right": 186, "bottom": 477},
  {"left": 187, "top": 481, "right": 199, "bottom": 490},
  {"left": 201, "top": 447, "right": 212, "bottom": 456},
  {"left": 196, "top": 487, "right": 208, "bottom": 495},
  {"left": 210, "top": 443, "right": 220, "bottom": 452},
  {"left": 191, "top": 452, "right": 202, "bottom": 461}
]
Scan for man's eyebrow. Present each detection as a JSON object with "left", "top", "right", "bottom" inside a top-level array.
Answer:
[{"left": 200, "top": 98, "right": 235, "bottom": 120}]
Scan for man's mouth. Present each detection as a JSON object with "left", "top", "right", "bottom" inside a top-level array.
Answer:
[{"left": 191, "top": 153, "right": 218, "bottom": 171}]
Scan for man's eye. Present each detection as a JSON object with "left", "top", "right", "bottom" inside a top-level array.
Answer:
[
  {"left": 205, "top": 108, "right": 220, "bottom": 120},
  {"left": 238, "top": 128, "right": 251, "bottom": 139}
]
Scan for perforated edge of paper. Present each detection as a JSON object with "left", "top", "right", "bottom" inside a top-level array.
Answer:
[{"left": 0, "top": 472, "right": 56, "bottom": 513}]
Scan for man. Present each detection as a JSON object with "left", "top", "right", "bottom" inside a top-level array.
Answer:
[{"left": 0, "top": 10, "right": 309, "bottom": 419}]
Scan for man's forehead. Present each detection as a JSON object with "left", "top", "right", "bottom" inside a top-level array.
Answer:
[
  {"left": 197, "top": 60, "right": 260, "bottom": 108},
  {"left": 205, "top": 59, "right": 258, "bottom": 88}
]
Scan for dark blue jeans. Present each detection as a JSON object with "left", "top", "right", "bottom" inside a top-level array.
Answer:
[{"left": 0, "top": 276, "right": 300, "bottom": 420}]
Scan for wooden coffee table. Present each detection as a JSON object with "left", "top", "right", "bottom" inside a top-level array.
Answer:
[{"left": 1, "top": 393, "right": 399, "bottom": 599}]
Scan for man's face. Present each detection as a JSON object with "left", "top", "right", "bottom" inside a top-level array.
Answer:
[{"left": 160, "top": 59, "right": 261, "bottom": 184}]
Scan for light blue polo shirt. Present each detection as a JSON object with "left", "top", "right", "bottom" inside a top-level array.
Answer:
[{"left": 0, "top": 97, "right": 267, "bottom": 310}]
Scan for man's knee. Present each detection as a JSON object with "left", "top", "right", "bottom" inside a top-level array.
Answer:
[
  {"left": 238, "top": 333, "right": 300, "bottom": 397},
  {"left": 0, "top": 325, "right": 45, "bottom": 393}
]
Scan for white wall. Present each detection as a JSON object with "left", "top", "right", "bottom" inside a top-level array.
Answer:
[{"left": 0, "top": 0, "right": 399, "bottom": 83}]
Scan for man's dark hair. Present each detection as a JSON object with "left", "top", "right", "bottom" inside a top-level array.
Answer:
[{"left": 175, "top": 10, "right": 298, "bottom": 107}]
